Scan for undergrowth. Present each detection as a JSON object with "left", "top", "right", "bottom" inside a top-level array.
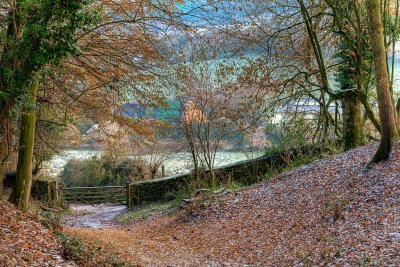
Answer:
[
  {"left": 117, "top": 179, "right": 246, "bottom": 224},
  {"left": 58, "top": 232, "right": 133, "bottom": 266},
  {"left": 116, "top": 201, "right": 175, "bottom": 223}
]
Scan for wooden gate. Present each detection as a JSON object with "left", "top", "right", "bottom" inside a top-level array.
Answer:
[{"left": 62, "top": 185, "right": 128, "bottom": 204}]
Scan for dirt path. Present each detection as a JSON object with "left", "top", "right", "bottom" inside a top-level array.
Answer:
[{"left": 62, "top": 203, "right": 126, "bottom": 228}]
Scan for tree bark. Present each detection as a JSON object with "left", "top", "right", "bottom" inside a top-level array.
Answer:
[
  {"left": 298, "top": 0, "right": 330, "bottom": 95},
  {"left": 343, "top": 95, "right": 362, "bottom": 150},
  {"left": 366, "top": 0, "right": 398, "bottom": 164},
  {"left": 0, "top": 164, "right": 4, "bottom": 194},
  {"left": 11, "top": 79, "right": 38, "bottom": 210},
  {"left": 358, "top": 92, "right": 381, "bottom": 133}
]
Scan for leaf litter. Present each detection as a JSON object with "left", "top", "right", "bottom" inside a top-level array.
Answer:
[
  {"left": 65, "top": 142, "right": 400, "bottom": 266},
  {"left": 3, "top": 142, "right": 399, "bottom": 266},
  {"left": 0, "top": 200, "right": 74, "bottom": 266}
]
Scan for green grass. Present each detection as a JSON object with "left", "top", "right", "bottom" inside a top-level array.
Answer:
[
  {"left": 116, "top": 201, "right": 177, "bottom": 223},
  {"left": 259, "top": 148, "right": 335, "bottom": 182}
]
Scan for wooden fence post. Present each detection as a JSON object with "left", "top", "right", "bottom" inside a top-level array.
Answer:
[{"left": 126, "top": 183, "right": 131, "bottom": 207}]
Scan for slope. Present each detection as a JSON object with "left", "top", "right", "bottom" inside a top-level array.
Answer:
[
  {"left": 65, "top": 143, "right": 400, "bottom": 266},
  {"left": 0, "top": 200, "right": 73, "bottom": 266}
]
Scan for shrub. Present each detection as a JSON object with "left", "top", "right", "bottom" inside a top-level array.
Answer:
[
  {"left": 265, "top": 116, "right": 315, "bottom": 151},
  {"left": 58, "top": 233, "right": 131, "bottom": 266},
  {"left": 60, "top": 156, "right": 157, "bottom": 187}
]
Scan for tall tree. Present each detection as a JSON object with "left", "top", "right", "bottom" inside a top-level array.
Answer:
[
  {"left": 1, "top": 0, "right": 194, "bottom": 205},
  {"left": 1, "top": 0, "right": 98, "bottom": 208},
  {"left": 10, "top": 80, "right": 38, "bottom": 209},
  {"left": 366, "top": 0, "right": 398, "bottom": 163}
]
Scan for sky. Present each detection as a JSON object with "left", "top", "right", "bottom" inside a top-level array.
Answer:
[
  {"left": 175, "top": 1, "right": 248, "bottom": 26},
  {"left": 154, "top": 1, "right": 400, "bottom": 93}
]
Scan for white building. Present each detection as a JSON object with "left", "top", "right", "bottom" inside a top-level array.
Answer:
[{"left": 272, "top": 99, "right": 340, "bottom": 124}]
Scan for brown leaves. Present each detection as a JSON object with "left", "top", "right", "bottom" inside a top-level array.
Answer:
[
  {"left": 65, "top": 143, "right": 400, "bottom": 266},
  {"left": 0, "top": 201, "right": 69, "bottom": 266}
]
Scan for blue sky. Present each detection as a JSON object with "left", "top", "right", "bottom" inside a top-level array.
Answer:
[{"left": 174, "top": 1, "right": 249, "bottom": 26}]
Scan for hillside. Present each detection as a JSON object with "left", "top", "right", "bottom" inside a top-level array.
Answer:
[
  {"left": 0, "top": 201, "right": 71, "bottom": 266},
  {"left": 65, "top": 143, "right": 400, "bottom": 266}
]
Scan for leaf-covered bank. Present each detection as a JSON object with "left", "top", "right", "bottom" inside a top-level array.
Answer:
[{"left": 65, "top": 143, "right": 400, "bottom": 266}]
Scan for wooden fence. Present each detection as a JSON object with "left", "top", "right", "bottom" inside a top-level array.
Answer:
[{"left": 62, "top": 184, "right": 128, "bottom": 205}]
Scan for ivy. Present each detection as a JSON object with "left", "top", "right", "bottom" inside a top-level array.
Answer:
[{"left": 0, "top": 0, "right": 100, "bottom": 109}]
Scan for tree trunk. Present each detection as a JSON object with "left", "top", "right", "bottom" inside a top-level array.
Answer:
[
  {"left": 298, "top": 0, "right": 330, "bottom": 95},
  {"left": 359, "top": 93, "right": 381, "bottom": 133},
  {"left": 366, "top": 0, "right": 398, "bottom": 164},
  {"left": 0, "top": 163, "right": 4, "bottom": 194},
  {"left": 343, "top": 95, "right": 362, "bottom": 150},
  {"left": 11, "top": 79, "right": 38, "bottom": 210},
  {"left": 0, "top": 109, "right": 14, "bottom": 194}
]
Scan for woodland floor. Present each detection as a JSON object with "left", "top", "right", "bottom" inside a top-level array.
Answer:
[
  {"left": 63, "top": 142, "right": 400, "bottom": 266},
  {"left": 1, "top": 142, "right": 399, "bottom": 266},
  {"left": 0, "top": 200, "right": 74, "bottom": 267}
]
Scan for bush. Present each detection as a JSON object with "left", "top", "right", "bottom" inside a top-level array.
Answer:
[
  {"left": 58, "top": 233, "right": 131, "bottom": 266},
  {"left": 60, "top": 156, "right": 157, "bottom": 187},
  {"left": 265, "top": 116, "right": 315, "bottom": 151}
]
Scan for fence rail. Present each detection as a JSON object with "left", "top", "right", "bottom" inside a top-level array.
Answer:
[{"left": 62, "top": 184, "right": 128, "bottom": 205}]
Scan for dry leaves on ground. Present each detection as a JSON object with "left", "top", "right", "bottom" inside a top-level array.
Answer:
[
  {"left": 0, "top": 200, "right": 75, "bottom": 266},
  {"left": 66, "top": 143, "right": 400, "bottom": 266}
]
